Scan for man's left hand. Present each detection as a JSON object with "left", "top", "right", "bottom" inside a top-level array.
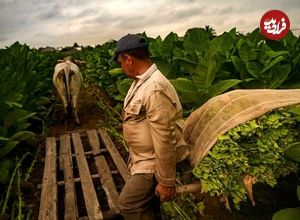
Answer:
[{"left": 155, "top": 183, "right": 176, "bottom": 202}]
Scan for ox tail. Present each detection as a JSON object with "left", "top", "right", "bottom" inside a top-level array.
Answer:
[
  {"left": 64, "top": 67, "right": 71, "bottom": 103},
  {"left": 63, "top": 67, "right": 72, "bottom": 124}
]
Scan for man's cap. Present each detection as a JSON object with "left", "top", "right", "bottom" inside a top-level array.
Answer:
[{"left": 109, "top": 34, "right": 147, "bottom": 62}]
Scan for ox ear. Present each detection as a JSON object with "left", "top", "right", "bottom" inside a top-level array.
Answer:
[
  {"left": 74, "top": 60, "right": 86, "bottom": 67},
  {"left": 57, "top": 59, "right": 65, "bottom": 63}
]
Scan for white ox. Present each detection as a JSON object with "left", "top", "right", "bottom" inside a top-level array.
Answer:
[{"left": 53, "top": 57, "right": 83, "bottom": 125}]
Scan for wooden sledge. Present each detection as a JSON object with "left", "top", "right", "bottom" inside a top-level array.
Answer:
[{"left": 38, "top": 128, "right": 200, "bottom": 220}]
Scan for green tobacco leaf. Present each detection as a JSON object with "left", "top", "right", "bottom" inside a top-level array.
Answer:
[
  {"left": 193, "top": 57, "right": 218, "bottom": 89},
  {"left": 4, "top": 101, "right": 23, "bottom": 108},
  {"left": 161, "top": 32, "right": 178, "bottom": 60},
  {"left": 109, "top": 68, "right": 123, "bottom": 77},
  {"left": 0, "top": 136, "right": 9, "bottom": 141},
  {"left": 170, "top": 78, "right": 197, "bottom": 92},
  {"left": 268, "top": 63, "right": 291, "bottom": 88},
  {"left": 170, "top": 78, "right": 206, "bottom": 104},
  {"left": 238, "top": 43, "right": 257, "bottom": 63},
  {"left": 116, "top": 78, "right": 132, "bottom": 96},
  {"left": 246, "top": 61, "right": 263, "bottom": 78},
  {"left": 264, "top": 50, "right": 289, "bottom": 59},
  {"left": 3, "top": 109, "right": 36, "bottom": 128},
  {"left": 149, "top": 36, "right": 163, "bottom": 57},
  {"left": 183, "top": 28, "right": 209, "bottom": 55},
  {"left": 152, "top": 59, "right": 172, "bottom": 77},
  {"left": 231, "top": 56, "right": 252, "bottom": 80},
  {"left": 287, "top": 106, "right": 300, "bottom": 116},
  {"left": 0, "top": 159, "right": 13, "bottom": 183},
  {"left": 272, "top": 207, "right": 300, "bottom": 220},
  {"left": 209, "top": 32, "right": 234, "bottom": 56},
  {"left": 10, "top": 131, "right": 36, "bottom": 142},
  {"left": 297, "top": 186, "right": 300, "bottom": 201},
  {"left": 0, "top": 140, "right": 18, "bottom": 158},
  {"left": 1, "top": 92, "right": 23, "bottom": 103},
  {"left": 285, "top": 142, "right": 300, "bottom": 162},
  {"left": 209, "top": 79, "right": 241, "bottom": 97},
  {"left": 261, "top": 56, "right": 285, "bottom": 73}
]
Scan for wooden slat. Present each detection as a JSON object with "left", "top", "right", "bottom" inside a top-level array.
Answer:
[
  {"left": 39, "top": 137, "right": 57, "bottom": 220},
  {"left": 87, "top": 130, "right": 101, "bottom": 155},
  {"left": 95, "top": 156, "right": 120, "bottom": 214},
  {"left": 87, "top": 130, "right": 119, "bottom": 213},
  {"left": 98, "top": 128, "right": 129, "bottom": 182},
  {"left": 72, "top": 132, "right": 103, "bottom": 220},
  {"left": 60, "top": 134, "right": 78, "bottom": 220}
]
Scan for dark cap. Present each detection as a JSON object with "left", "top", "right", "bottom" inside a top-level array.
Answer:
[{"left": 109, "top": 34, "right": 147, "bottom": 62}]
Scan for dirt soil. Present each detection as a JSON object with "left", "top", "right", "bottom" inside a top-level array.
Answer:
[{"left": 25, "top": 84, "right": 299, "bottom": 220}]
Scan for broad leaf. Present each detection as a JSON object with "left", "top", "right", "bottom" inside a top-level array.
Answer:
[
  {"left": 10, "top": 131, "right": 36, "bottom": 142},
  {"left": 183, "top": 28, "right": 209, "bottom": 55},
  {"left": 161, "top": 32, "right": 178, "bottom": 60},
  {"left": 116, "top": 78, "right": 132, "bottom": 96},
  {"left": 209, "top": 79, "right": 241, "bottom": 97},
  {"left": 231, "top": 56, "right": 252, "bottom": 80},
  {"left": 193, "top": 57, "right": 218, "bottom": 89},
  {"left": 246, "top": 61, "right": 263, "bottom": 78},
  {"left": 170, "top": 78, "right": 197, "bottom": 92},
  {"left": 261, "top": 56, "right": 285, "bottom": 73},
  {"left": 239, "top": 43, "right": 257, "bottom": 63},
  {"left": 268, "top": 63, "right": 291, "bottom": 88},
  {"left": 0, "top": 140, "right": 18, "bottom": 158},
  {"left": 0, "top": 159, "right": 13, "bottom": 183},
  {"left": 285, "top": 142, "right": 300, "bottom": 162},
  {"left": 3, "top": 109, "right": 36, "bottom": 128},
  {"left": 0, "top": 136, "right": 9, "bottom": 141},
  {"left": 272, "top": 207, "right": 300, "bottom": 220}
]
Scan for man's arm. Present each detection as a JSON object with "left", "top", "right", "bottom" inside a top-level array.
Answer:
[{"left": 146, "top": 90, "right": 177, "bottom": 200}]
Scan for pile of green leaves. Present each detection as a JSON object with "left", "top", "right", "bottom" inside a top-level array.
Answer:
[{"left": 192, "top": 105, "right": 300, "bottom": 209}]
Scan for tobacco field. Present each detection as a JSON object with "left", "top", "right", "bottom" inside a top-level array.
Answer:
[{"left": 0, "top": 27, "right": 300, "bottom": 219}]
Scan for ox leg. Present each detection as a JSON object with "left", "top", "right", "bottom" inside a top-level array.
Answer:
[
  {"left": 60, "top": 95, "right": 70, "bottom": 125},
  {"left": 72, "top": 95, "right": 80, "bottom": 125}
]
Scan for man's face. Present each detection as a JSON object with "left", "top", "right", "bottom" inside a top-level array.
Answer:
[{"left": 118, "top": 54, "right": 135, "bottom": 78}]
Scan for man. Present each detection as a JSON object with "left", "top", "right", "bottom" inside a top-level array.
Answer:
[{"left": 110, "top": 34, "right": 189, "bottom": 220}]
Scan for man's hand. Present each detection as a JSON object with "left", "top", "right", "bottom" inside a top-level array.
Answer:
[{"left": 155, "top": 183, "right": 176, "bottom": 202}]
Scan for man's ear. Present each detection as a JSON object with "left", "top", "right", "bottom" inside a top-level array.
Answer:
[{"left": 124, "top": 54, "right": 133, "bottom": 65}]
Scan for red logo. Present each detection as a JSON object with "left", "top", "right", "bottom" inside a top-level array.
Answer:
[{"left": 260, "top": 10, "right": 290, "bottom": 40}]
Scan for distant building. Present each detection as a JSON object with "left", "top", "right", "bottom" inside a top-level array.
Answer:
[{"left": 39, "top": 46, "right": 57, "bottom": 52}]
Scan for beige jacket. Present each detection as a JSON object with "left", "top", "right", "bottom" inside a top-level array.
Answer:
[{"left": 122, "top": 64, "right": 189, "bottom": 186}]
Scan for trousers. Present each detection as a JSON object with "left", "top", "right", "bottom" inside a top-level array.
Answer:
[{"left": 117, "top": 173, "right": 162, "bottom": 220}]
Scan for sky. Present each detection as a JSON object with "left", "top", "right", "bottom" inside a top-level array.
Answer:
[{"left": 0, "top": 0, "right": 299, "bottom": 48}]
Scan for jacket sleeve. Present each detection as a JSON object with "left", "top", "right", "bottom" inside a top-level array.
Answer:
[{"left": 145, "top": 90, "right": 177, "bottom": 186}]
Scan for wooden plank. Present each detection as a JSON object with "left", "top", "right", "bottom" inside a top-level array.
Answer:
[
  {"left": 38, "top": 137, "right": 57, "bottom": 220},
  {"left": 87, "top": 130, "right": 101, "bottom": 155},
  {"left": 95, "top": 156, "right": 120, "bottom": 214},
  {"left": 72, "top": 132, "right": 103, "bottom": 220},
  {"left": 87, "top": 129, "right": 119, "bottom": 213},
  {"left": 60, "top": 134, "right": 78, "bottom": 220},
  {"left": 98, "top": 128, "right": 129, "bottom": 182}
]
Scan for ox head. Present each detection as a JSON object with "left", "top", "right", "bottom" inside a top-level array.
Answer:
[{"left": 57, "top": 56, "right": 86, "bottom": 67}]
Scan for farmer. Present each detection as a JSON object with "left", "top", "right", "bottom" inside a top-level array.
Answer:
[{"left": 110, "top": 33, "right": 189, "bottom": 220}]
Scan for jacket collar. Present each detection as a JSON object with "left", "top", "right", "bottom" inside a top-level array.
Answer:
[{"left": 124, "top": 64, "right": 158, "bottom": 108}]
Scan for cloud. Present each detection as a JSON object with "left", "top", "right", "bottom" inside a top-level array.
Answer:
[{"left": 0, "top": 0, "right": 299, "bottom": 48}]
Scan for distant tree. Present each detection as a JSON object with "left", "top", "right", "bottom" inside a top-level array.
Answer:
[
  {"left": 73, "top": 42, "right": 80, "bottom": 48},
  {"left": 204, "top": 25, "right": 216, "bottom": 39}
]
